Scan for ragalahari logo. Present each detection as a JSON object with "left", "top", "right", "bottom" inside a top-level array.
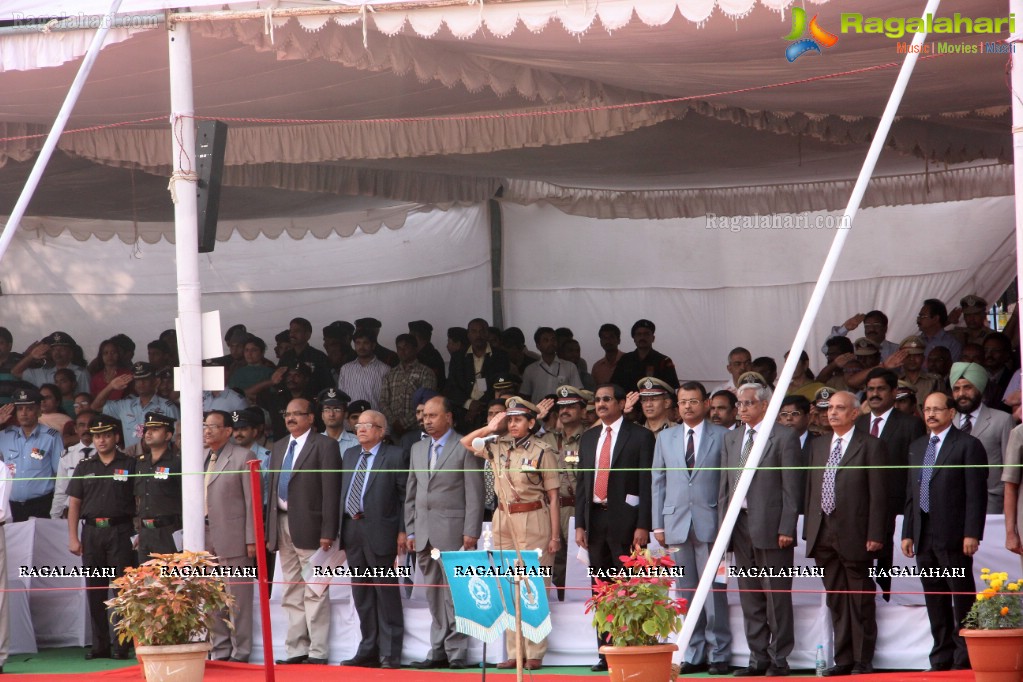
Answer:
[{"left": 784, "top": 7, "right": 839, "bottom": 62}]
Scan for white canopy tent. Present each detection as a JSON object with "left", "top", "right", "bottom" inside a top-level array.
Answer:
[{"left": 0, "top": 0, "right": 1014, "bottom": 367}]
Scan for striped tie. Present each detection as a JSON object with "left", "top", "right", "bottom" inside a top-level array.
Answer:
[{"left": 345, "top": 452, "right": 370, "bottom": 517}]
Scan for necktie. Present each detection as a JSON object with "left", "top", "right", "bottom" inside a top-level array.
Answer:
[
  {"left": 204, "top": 449, "right": 219, "bottom": 516},
  {"left": 961, "top": 414, "right": 972, "bottom": 434},
  {"left": 483, "top": 461, "right": 496, "bottom": 509},
  {"left": 345, "top": 451, "right": 370, "bottom": 517},
  {"left": 733, "top": 429, "right": 756, "bottom": 493},
  {"left": 594, "top": 426, "right": 612, "bottom": 501},
  {"left": 821, "top": 437, "right": 843, "bottom": 514},
  {"left": 429, "top": 441, "right": 441, "bottom": 472},
  {"left": 920, "top": 435, "right": 940, "bottom": 513},
  {"left": 870, "top": 417, "right": 882, "bottom": 438},
  {"left": 277, "top": 440, "right": 297, "bottom": 502},
  {"left": 685, "top": 429, "right": 696, "bottom": 471}
]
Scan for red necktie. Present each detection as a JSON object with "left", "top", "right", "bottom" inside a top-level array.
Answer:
[
  {"left": 870, "top": 417, "right": 882, "bottom": 438},
  {"left": 594, "top": 426, "right": 612, "bottom": 501}
]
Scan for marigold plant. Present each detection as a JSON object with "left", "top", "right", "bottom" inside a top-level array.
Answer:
[
  {"left": 105, "top": 551, "right": 235, "bottom": 646},
  {"left": 585, "top": 548, "right": 688, "bottom": 647},
  {"left": 962, "top": 569, "right": 1023, "bottom": 630}
]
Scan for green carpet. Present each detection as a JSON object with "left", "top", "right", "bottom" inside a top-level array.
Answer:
[{"left": 4, "top": 647, "right": 137, "bottom": 675}]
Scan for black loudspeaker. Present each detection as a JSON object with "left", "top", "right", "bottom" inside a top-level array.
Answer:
[{"left": 196, "top": 120, "right": 228, "bottom": 253}]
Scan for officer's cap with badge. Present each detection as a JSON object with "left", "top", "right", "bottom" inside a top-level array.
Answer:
[
  {"left": 132, "top": 361, "right": 156, "bottom": 379},
  {"left": 287, "top": 361, "right": 313, "bottom": 377},
  {"left": 555, "top": 385, "right": 587, "bottom": 406},
  {"left": 143, "top": 412, "right": 176, "bottom": 431},
  {"left": 12, "top": 387, "right": 41, "bottom": 405},
  {"left": 231, "top": 407, "right": 264, "bottom": 429},
  {"left": 491, "top": 374, "right": 519, "bottom": 391},
  {"left": 853, "top": 337, "right": 881, "bottom": 356},
  {"left": 637, "top": 377, "right": 673, "bottom": 397},
  {"left": 318, "top": 387, "right": 351, "bottom": 408},
  {"left": 899, "top": 336, "right": 926, "bottom": 355},
  {"left": 44, "top": 331, "right": 75, "bottom": 347},
  {"left": 736, "top": 371, "right": 768, "bottom": 388},
  {"left": 88, "top": 415, "right": 119, "bottom": 434},
  {"left": 814, "top": 387, "right": 835, "bottom": 410},
  {"left": 355, "top": 317, "right": 383, "bottom": 330},
  {"left": 960, "top": 294, "right": 988, "bottom": 315},
  {"left": 504, "top": 397, "right": 539, "bottom": 418},
  {"left": 894, "top": 381, "right": 916, "bottom": 401}
]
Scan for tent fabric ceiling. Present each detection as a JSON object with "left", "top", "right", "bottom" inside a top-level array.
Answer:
[{"left": 0, "top": 0, "right": 1016, "bottom": 233}]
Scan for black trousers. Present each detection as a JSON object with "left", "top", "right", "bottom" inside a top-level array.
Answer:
[
  {"left": 83, "top": 524, "right": 135, "bottom": 655},
  {"left": 586, "top": 505, "right": 632, "bottom": 659},
  {"left": 342, "top": 518, "right": 404, "bottom": 662},
  {"left": 11, "top": 493, "right": 53, "bottom": 522},
  {"left": 814, "top": 516, "right": 877, "bottom": 667},
  {"left": 916, "top": 514, "right": 975, "bottom": 669}
]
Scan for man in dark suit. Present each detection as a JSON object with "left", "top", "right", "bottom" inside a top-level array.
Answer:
[
  {"left": 339, "top": 409, "right": 408, "bottom": 669},
  {"left": 856, "top": 368, "right": 926, "bottom": 599},
  {"left": 609, "top": 319, "right": 679, "bottom": 391},
  {"left": 202, "top": 410, "right": 257, "bottom": 662},
  {"left": 265, "top": 398, "right": 342, "bottom": 665},
  {"left": 575, "top": 383, "right": 655, "bottom": 672},
  {"left": 901, "top": 393, "right": 987, "bottom": 672},
  {"left": 718, "top": 383, "right": 804, "bottom": 677},
  {"left": 405, "top": 397, "right": 484, "bottom": 669},
  {"left": 652, "top": 382, "right": 731, "bottom": 675},
  {"left": 445, "top": 318, "right": 510, "bottom": 431},
  {"left": 804, "top": 391, "right": 887, "bottom": 676}
]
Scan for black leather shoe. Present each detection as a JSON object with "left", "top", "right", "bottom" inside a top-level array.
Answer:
[
  {"left": 410, "top": 658, "right": 448, "bottom": 669},
  {"left": 590, "top": 659, "right": 608, "bottom": 672},
  {"left": 85, "top": 650, "right": 110, "bottom": 661},
  {"left": 448, "top": 660, "right": 467, "bottom": 669},
  {"left": 342, "top": 657, "right": 380, "bottom": 668},
  {"left": 380, "top": 659, "right": 401, "bottom": 669},
  {"left": 275, "top": 655, "right": 308, "bottom": 664},
  {"left": 823, "top": 664, "right": 855, "bottom": 677},
  {"left": 767, "top": 663, "right": 790, "bottom": 676},
  {"left": 851, "top": 662, "right": 873, "bottom": 675},
  {"left": 679, "top": 662, "right": 708, "bottom": 674},
  {"left": 305, "top": 657, "right": 328, "bottom": 665},
  {"left": 733, "top": 665, "right": 769, "bottom": 677},
  {"left": 111, "top": 652, "right": 131, "bottom": 661},
  {"left": 228, "top": 658, "right": 249, "bottom": 663},
  {"left": 708, "top": 662, "right": 731, "bottom": 675}
]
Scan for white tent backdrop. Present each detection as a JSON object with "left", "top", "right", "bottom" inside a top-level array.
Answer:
[{"left": 0, "top": 196, "right": 1012, "bottom": 384}]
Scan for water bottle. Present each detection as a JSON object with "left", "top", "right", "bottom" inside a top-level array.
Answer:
[{"left": 815, "top": 645, "right": 826, "bottom": 677}]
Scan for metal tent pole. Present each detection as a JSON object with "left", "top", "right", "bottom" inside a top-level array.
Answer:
[{"left": 674, "top": 0, "right": 943, "bottom": 661}]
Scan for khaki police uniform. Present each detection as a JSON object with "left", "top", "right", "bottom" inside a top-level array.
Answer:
[
  {"left": 486, "top": 434, "right": 559, "bottom": 661},
  {"left": 540, "top": 428, "right": 582, "bottom": 599}
]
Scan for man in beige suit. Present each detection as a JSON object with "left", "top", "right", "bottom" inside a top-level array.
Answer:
[{"left": 203, "top": 409, "right": 256, "bottom": 662}]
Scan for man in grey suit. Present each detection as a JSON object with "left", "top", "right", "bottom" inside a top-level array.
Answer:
[
  {"left": 950, "top": 362, "right": 1013, "bottom": 513},
  {"left": 652, "top": 381, "right": 731, "bottom": 675},
  {"left": 265, "top": 398, "right": 342, "bottom": 664},
  {"left": 202, "top": 410, "right": 256, "bottom": 662},
  {"left": 405, "top": 397, "right": 484, "bottom": 669},
  {"left": 339, "top": 410, "right": 407, "bottom": 669},
  {"left": 718, "top": 383, "right": 804, "bottom": 677}
]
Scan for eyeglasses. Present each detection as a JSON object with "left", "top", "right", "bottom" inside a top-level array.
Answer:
[
  {"left": 355, "top": 423, "right": 382, "bottom": 431},
  {"left": 737, "top": 400, "right": 760, "bottom": 408},
  {"left": 201, "top": 424, "right": 223, "bottom": 430},
  {"left": 677, "top": 399, "right": 703, "bottom": 406},
  {"left": 281, "top": 411, "right": 311, "bottom": 418},
  {"left": 593, "top": 396, "right": 617, "bottom": 403},
  {"left": 778, "top": 410, "right": 804, "bottom": 418},
  {"left": 74, "top": 401, "right": 89, "bottom": 407},
  {"left": 922, "top": 407, "right": 950, "bottom": 414}
]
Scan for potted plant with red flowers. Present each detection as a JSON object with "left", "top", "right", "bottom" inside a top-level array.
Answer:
[{"left": 585, "top": 548, "right": 688, "bottom": 681}]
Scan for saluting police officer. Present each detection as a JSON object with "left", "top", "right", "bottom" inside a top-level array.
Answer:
[
  {"left": 135, "top": 412, "right": 181, "bottom": 561},
  {"left": 540, "top": 386, "right": 587, "bottom": 601},
  {"left": 461, "top": 396, "right": 560, "bottom": 672},
  {"left": 67, "top": 415, "right": 136, "bottom": 660}
]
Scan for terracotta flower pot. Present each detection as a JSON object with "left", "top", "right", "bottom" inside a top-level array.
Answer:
[
  {"left": 599, "top": 643, "right": 679, "bottom": 682},
  {"left": 960, "top": 628, "right": 1023, "bottom": 682},
  {"left": 135, "top": 642, "right": 211, "bottom": 682}
]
